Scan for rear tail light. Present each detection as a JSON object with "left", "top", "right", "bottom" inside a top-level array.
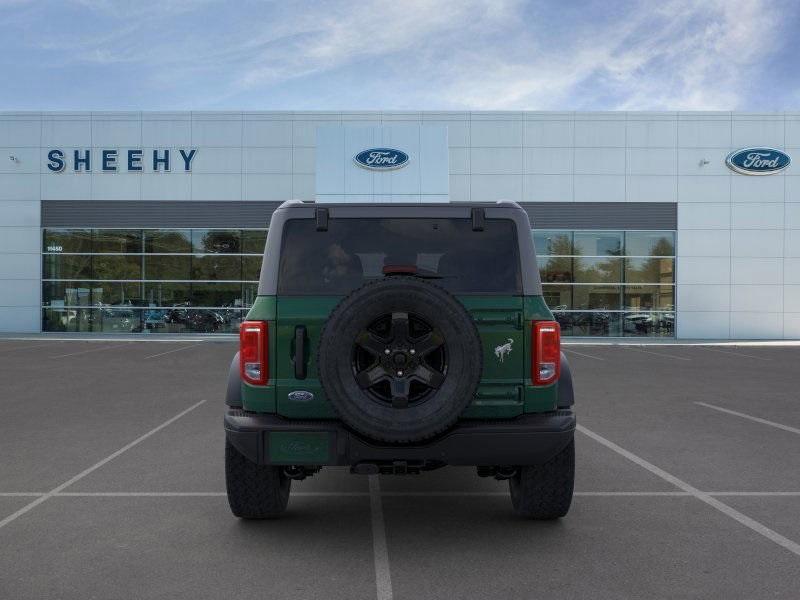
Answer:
[
  {"left": 240, "top": 320, "right": 268, "bottom": 385},
  {"left": 532, "top": 320, "right": 560, "bottom": 385}
]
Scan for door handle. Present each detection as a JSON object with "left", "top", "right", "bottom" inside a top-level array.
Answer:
[{"left": 294, "top": 326, "right": 307, "bottom": 379}]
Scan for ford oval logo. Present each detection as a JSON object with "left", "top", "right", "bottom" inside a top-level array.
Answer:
[
  {"left": 354, "top": 148, "right": 409, "bottom": 170},
  {"left": 726, "top": 147, "right": 790, "bottom": 175},
  {"left": 288, "top": 390, "right": 314, "bottom": 403}
]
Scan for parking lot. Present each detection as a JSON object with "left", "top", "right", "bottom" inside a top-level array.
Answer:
[{"left": 0, "top": 338, "right": 799, "bottom": 599}]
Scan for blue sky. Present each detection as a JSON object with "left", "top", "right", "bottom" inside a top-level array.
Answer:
[{"left": 1, "top": 0, "right": 798, "bottom": 111}]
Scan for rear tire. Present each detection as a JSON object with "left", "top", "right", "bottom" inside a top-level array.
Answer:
[
  {"left": 225, "top": 439, "right": 290, "bottom": 518},
  {"left": 509, "top": 439, "right": 574, "bottom": 519}
]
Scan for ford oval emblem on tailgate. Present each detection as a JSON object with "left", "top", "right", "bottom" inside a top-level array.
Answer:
[{"left": 288, "top": 390, "right": 314, "bottom": 402}]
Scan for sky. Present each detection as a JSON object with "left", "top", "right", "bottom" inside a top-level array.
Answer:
[{"left": 1, "top": 0, "right": 798, "bottom": 111}]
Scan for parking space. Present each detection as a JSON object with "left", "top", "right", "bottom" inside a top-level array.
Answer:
[
  {"left": 2, "top": 496, "right": 376, "bottom": 600},
  {"left": 567, "top": 345, "right": 800, "bottom": 493},
  {"left": 381, "top": 495, "right": 799, "bottom": 600},
  {"left": 0, "top": 340, "right": 799, "bottom": 599}
]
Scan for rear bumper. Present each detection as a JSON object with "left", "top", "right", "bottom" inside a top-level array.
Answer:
[{"left": 224, "top": 409, "right": 575, "bottom": 467}]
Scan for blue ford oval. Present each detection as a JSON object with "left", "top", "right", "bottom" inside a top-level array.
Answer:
[
  {"left": 354, "top": 148, "right": 409, "bottom": 170},
  {"left": 288, "top": 390, "right": 314, "bottom": 403},
  {"left": 726, "top": 147, "right": 790, "bottom": 175}
]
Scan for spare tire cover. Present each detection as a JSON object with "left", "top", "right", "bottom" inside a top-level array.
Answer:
[{"left": 317, "top": 276, "right": 482, "bottom": 443}]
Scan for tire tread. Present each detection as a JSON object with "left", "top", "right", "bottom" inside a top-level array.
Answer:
[
  {"left": 509, "top": 439, "right": 574, "bottom": 519},
  {"left": 225, "top": 439, "right": 290, "bottom": 518}
]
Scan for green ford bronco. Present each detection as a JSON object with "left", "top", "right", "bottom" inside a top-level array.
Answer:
[{"left": 224, "top": 200, "right": 575, "bottom": 519}]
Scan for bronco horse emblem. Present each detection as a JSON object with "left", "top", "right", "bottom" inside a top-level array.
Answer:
[{"left": 494, "top": 338, "right": 514, "bottom": 363}]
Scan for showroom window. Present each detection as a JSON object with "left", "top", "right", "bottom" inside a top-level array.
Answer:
[
  {"left": 41, "top": 228, "right": 267, "bottom": 334},
  {"left": 41, "top": 226, "right": 674, "bottom": 337},
  {"left": 534, "top": 230, "right": 675, "bottom": 338}
]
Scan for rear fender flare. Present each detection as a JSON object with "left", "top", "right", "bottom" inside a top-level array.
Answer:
[
  {"left": 557, "top": 351, "right": 574, "bottom": 408},
  {"left": 226, "top": 351, "right": 242, "bottom": 407}
]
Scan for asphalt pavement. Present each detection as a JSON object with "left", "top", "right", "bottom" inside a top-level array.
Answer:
[{"left": 0, "top": 338, "right": 798, "bottom": 599}]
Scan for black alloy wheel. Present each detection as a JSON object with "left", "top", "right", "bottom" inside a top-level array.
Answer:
[{"left": 352, "top": 311, "right": 447, "bottom": 409}]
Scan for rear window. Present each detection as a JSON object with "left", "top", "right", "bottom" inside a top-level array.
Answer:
[{"left": 277, "top": 218, "right": 522, "bottom": 295}]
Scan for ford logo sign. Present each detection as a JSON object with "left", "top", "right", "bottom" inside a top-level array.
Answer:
[
  {"left": 288, "top": 390, "right": 314, "bottom": 403},
  {"left": 725, "top": 147, "right": 790, "bottom": 175},
  {"left": 354, "top": 148, "right": 409, "bottom": 170}
]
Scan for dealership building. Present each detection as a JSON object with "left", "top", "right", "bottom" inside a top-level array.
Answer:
[{"left": 0, "top": 110, "right": 798, "bottom": 339}]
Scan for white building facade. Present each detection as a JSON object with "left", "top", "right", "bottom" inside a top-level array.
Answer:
[{"left": 0, "top": 111, "right": 798, "bottom": 339}]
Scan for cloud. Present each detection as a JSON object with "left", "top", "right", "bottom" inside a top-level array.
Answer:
[
  {"left": 426, "top": 0, "right": 789, "bottom": 110},
  {"left": 0, "top": 0, "right": 795, "bottom": 110},
  {"left": 234, "top": 0, "right": 518, "bottom": 90},
  {"left": 610, "top": 1, "right": 784, "bottom": 110}
]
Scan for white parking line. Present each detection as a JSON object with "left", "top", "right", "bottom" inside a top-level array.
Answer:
[
  {"left": 369, "top": 475, "right": 393, "bottom": 600},
  {"left": 380, "top": 491, "right": 691, "bottom": 497},
  {"left": 563, "top": 348, "right": 605, "bottom": 361},
  {"left": 379, "top": 491, "right": 506, "bottom": 497},
  {"left": 56, "top": 492, "right": 228, "bottom": 497},
  {"left": 623, "top": 346, "right": 691, "bottom": 361},
  {"left": 52, "top": 491, "right": 371, "bottom": 497},
  {"left": 695, "top": 347, "right": 771, "bottom": 361},
  {"left": 0, "top": 399, "right": 206, "bottom": 531},
  {"left": 706, "top": 492, "right": 800, "bottom": 497},
  {"left": 143, "top": 344, "right": 202, "bottom": 360},
  {"left": 577, "top": 424, "right": 800, "bottom": 558},
  {"left": 50, "top": 343, "right": 132, "bottom": 358},
  {"left": 3, "top": 490, "right": 800, "bottom": 498},
  {"left": 574, "top": 491, "right": 691, "bottom": 496},
  {"left": 696, "top": 402, "right": 800, "bottom": 436}
]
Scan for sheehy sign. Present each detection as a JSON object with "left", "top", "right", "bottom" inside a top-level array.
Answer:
[{"left": 46, "top": 148, "right": 197, "bottom": 172}]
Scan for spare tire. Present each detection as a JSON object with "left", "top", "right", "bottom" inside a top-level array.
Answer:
[{"left": 318, "top": 276, "right": 482, "bottom": 443}]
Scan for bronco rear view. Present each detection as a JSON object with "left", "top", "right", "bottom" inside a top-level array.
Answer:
[{"left": 224, "top": 200, "right": 576, "bottom": 519}]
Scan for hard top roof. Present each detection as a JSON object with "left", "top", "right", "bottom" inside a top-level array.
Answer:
[{"left": 275, "top": 199, "right": 524, "bottom": 211}]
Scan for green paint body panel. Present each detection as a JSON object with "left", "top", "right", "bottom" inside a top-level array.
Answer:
[
  {"left": 275, "top": 296, "right": 340, "bottom": 418},
  {"left": 269, "top": 432, "right": 330, "bottom": 464},
  {"left": 245, "top": 295, "right": 277, "bottom": 321},
  {"left": 458, "top": 296, "right": 525, "bottom": 418},
  {"left": 242, "top": 293, "right": 560, "bottom": 418}
]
